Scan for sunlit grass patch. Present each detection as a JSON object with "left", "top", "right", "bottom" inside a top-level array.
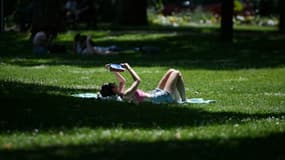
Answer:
[{"left": 0, "top": 30, "right": 285, "bottom": 159}]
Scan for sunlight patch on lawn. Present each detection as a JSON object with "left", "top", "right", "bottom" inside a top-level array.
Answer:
[
  {"left": 223, "top": 77, "right": 249, "bottom": 82},
  {"left": 97, "top": 33, "right": 178, "bottom": 42},
  {"left": 29, "top": 65, "right": 48, "bottom": 69},
  {"left": 71, "top": 85, "right": 99, "bottom": 90},
  {"left": 264, "top": 92, "right": 285, "bottom": 97},
  {"left": 68, "top": 68, "right": 105, "bottom": 74}
]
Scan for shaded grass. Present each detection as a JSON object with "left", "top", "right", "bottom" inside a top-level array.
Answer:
[
  {"left": 0, "top": 27, "right": 285, "bottom": 70},
  {"left": 1, "top": 132, "right": 285, "bottom": 160},
  {"left": 0, "top": 27, "right": 285, "bottom": 159},
  {"left": 0, "top": 81, "right": 284, "bottom": 159}
]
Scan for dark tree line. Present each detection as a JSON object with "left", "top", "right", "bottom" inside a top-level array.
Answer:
[
  {"left": 32, "top": 0, "right": 148, "bottom": 34},
  {"left": 221, "top": 0, "right": 233, "bottom": 41},
  {"left": 117, "top": 0, "right": 148, "bottom": 25},
  {"left": 280, "top": 0, "right": 285, "bottom": 32},
  {"left": 32, "top": 0, "right": 64, "bottom": 35},
  {"left": 1, "top": 0, "right": 285, "bottom": 36},
  {"left": 0, "top": 0, "right": 4, "bottom": 32}
]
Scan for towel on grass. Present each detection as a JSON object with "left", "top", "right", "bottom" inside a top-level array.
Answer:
[
  {"left": 72, "top": 93, "right": 123, "bottom": 101},
  {"left": 72, "top": 93, "right": 216, "bottom": 104},
  {"left": 179, "top": 98, "right": 216, "bottom": 104}
]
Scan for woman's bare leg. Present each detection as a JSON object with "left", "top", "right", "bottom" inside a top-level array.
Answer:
[
  {"left": 162, "top": 71, "right": 179, "bottom": 95},
  {"left": 157, "top": 69, "right": 176, "bottom": 89},
  {"left": 87, "top": 43, "right": 118, "bottom": 56},
  {"left": 162, "top": 70, "right": 186, "bottom": 101},
  {"left": 86, "top": 37, "right": 96, "bottom": 55},
  {"left": 176, "top": 72, "right": 186, "bottom": 101}
]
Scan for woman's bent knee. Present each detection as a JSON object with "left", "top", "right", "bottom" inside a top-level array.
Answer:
[
  {"left": 167, "top": 69, "right": 183, "bottom": 78},
  {"left": 168, "top": 69, "right": 177, "bottom": 73},
  {"left": 173, "top": 70, "right": 183, "bottom": 77}
]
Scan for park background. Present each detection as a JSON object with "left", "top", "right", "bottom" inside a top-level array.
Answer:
[{"left": 0, "top": 0, "right": 285, "bottom": 160}]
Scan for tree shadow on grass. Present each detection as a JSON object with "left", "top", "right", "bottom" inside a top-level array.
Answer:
[
  {"left": 1, "top": 79, "right": 285, "bottom": 160},
  {"left": 0, "top": 80, "right": 284, "bottom": 131},
  {"left": 1, "top": 132, "right": 285, "bottom": 160},
  {"left": 1, "top": 29, "right": 285, "bottom": 70}
]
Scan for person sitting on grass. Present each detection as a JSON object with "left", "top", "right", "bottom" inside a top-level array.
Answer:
[
  {"left": 74, "top": 34, "right": 119, "bottom": 55},
  {"left": 100, "top": 63, "right": 186, "bottom": 104},
  {"left": 33, "top": 31, "right": 50, "bottom": 54},
  {"left": 33, "top": 31, "right": 66, "bottom": 54}
]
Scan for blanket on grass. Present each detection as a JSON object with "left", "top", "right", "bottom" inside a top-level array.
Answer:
[{"left": 71, "top": 93, "right": 216, "bottom": 104}]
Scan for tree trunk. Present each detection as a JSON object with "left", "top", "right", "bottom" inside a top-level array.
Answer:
[
  {"left": 117, "top": 0, "right": 148, "bottom": 26},
  {"left": 259, "top": 0, "right": 273, "bottom": 16},
  {"left": 280, "top": 0, "right": 285, "bottom": 33},
  {"left": 221, "top": 0, "right": 234, "bottom": 41},
  {"left": 32, "top": 0, "right": 64, "bottom": 36},
  {"left": 0, "top": 0, "right": 4, "bottom": 32}
]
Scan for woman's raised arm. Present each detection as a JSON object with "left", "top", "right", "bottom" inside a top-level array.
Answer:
[
  {"left": 121, "top": 63, "right": 141, "bottom": 96},
  {"left": 113, "top": 72, "right": 126, "bottom": 93}
]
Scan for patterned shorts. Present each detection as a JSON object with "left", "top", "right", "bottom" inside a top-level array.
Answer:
[{"left": 148, "top": 88, "right": 175, "bottom": 104}]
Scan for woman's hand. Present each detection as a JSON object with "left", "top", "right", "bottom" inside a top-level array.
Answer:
[
  {"left": 120, "top": 63, "right": 130, "bottom": 69},
  {"left": 105, "top": 64, "right": 110, "bottom": 70},
  {"left": 87, "top": 35, "right": 92, "bottom": 42}
]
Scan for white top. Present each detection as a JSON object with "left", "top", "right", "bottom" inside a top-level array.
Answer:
[
  {"left": 33, "top": 31, "right": 47, "bottom": 47},
  {"left": 65, "top": 1, "right": 77, "bottom": 11}
]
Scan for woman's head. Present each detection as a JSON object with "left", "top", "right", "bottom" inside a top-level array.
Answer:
[
  {"left": 100, "top": 83, "right": 118, "bottom": 97},
  {"left": 74, "top": 34, "right": 86, "bottom": 43}
]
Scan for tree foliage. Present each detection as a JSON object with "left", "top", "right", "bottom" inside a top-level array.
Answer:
[
  {"left": 280, "top": 0, "right": 285, "bottom": 32},
  {"left": 117, "top": 0, "right": 148, "bottom": 26},
  {"left": 32, "top": 0, "right": 64, "bottom": 35}
]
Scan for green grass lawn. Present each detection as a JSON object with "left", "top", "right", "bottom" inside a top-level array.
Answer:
[{"left": 0, "top": 27, "right": 285, "bottom": 160}]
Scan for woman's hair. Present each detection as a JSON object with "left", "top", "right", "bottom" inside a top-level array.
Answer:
[
  {"left": 100, "top": 83, "right": 117, "bottom": 97},
  {"left": 74, "top": 34, "right": 86, "bottom": 43},
  {"left": 74, "top": 33, "right": 95, "bottom": 46}
]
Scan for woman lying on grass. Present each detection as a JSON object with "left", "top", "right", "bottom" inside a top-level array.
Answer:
[
  {"left": 74, "top": 34, "right": 119, "bottom": 55},
  {"left": 100, "top": 63, "right": 186, "bottom": 104}
]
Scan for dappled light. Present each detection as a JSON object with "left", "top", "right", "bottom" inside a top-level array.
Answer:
[
  {"left": 1, "top": 0, "right": 285, "bottom": 159},
  {"left": 1, "top": 30, "right": 285, "bottom": 70}
]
